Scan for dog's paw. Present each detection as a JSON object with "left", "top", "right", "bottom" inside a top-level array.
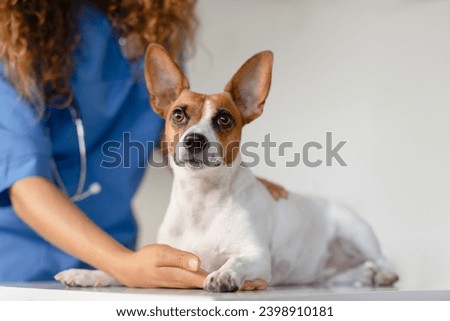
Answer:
[
  {"left": 352, "top": 261, "right": 399, "bottom": 287},
  {"left": 351, "top": 261, "right": 378, "bottom": 287},
  {"left": 374, "top": 269, "right": 399, "bottom": 287},
  {"left": 54, "top": 269, "right": 121, "bottom": 287},
  {"left": 204, "top": 270, "right": 241, "bottom": 292}
]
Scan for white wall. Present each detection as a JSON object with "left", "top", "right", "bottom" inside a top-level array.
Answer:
[{"left": 134, "top": 0, "right": 450, "bottom": 290}]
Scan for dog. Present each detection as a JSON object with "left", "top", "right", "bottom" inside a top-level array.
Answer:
[{"left": 55, "top": 44, "right": 398, "bottom": 292}]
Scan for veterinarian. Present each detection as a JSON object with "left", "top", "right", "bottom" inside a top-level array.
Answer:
[{"left": 0, "top": 1, "right": 285, "bottom": 287}]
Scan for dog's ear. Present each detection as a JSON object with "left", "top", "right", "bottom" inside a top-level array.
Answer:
[
  {"left": 144, "top": 43, "right": 190, "bottom": 117},
  {"left": 224, "top": 51, "right": 273, "bottom": 124}
]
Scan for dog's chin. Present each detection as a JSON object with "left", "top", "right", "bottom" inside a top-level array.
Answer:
[
  {"left": 183, "top": 159, "right": 206, "bottom": 170},
  {"left": 173, "top": 156, "right": 223, "bottom": 170}
]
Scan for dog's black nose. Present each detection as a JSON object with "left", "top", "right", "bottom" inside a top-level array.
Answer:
[{"left": 184, "top": 133, "right": 208, "bottom": 154}]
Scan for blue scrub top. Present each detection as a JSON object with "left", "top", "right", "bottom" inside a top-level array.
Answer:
[{"left": 0, "top": 4, "right": 164, "bottom": 281}]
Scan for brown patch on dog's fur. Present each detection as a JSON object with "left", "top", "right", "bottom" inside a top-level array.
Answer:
[
  {"left": 162, "top": 91, "right": 206, "bottom": 157},
  {"left": 207, "top": 93, "right": 244, "bottom": 165}
]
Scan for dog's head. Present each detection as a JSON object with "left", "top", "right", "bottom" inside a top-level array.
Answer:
[{"left": 144, "top": 44, "right": 273, "bottom": 170}]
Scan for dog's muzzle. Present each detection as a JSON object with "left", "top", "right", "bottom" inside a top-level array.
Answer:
[{"left": 174, "top": 133, "right": 223, "bottom": 169}]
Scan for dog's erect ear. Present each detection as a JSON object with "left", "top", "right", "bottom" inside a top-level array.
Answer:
[
  {"left": 224, "top": 51, "right": 273, "bottom": 124},
  {"left": 144, "top": 43, "right": 190, "bottom": 116}
]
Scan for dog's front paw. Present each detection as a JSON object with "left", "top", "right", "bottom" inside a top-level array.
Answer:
[
  {"left": 204, "top": 270, "right": 241, "bottom": 293},
  {"left": 54, "top": 269, "right": 121, "bottom": 287}
]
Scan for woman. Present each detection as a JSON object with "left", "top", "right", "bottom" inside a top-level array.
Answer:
[{"left": 0, "top": 0, "right": 286, "bottom": 288}]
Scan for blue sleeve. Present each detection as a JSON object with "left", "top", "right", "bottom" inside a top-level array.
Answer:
[{"left": 0, "top": 75, "right": 53, "bottom": 205}]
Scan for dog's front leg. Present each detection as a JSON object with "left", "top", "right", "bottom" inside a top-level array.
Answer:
[{"left": 204, "top": 253, "right": 271, "bottom": 292}]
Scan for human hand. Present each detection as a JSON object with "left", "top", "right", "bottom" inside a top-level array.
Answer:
[
  {"left": 115, "top": 244, "right": 207, "bottom": 288},
  {"left": 257, "top": 177, "right": 289, "bottom": 200},
  {"left": 115, "top": 244, "right": 268, "bottom": 290}
]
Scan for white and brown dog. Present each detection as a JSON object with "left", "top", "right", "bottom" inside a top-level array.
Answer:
[{"left": 56, "top": 44, "right": 398, "bottom": 292}]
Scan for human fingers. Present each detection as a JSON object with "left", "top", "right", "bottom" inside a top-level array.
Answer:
[
  {"left": 154, "top": 244, "right": 201, "bottom": 272},
  {"left": 155, "top": 267, "right": 208, "bottom": 289}
]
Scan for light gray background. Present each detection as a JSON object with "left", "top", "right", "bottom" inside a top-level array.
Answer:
[{"left": 133, "top": 0, "right": 450, "bottom": 290}]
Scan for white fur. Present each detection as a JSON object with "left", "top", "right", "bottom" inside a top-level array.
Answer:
[
  {"left": 159, "top": 154, "right": 398, "bottom": 291},
  {"left": 54, "top": 269, "right": 121, "bottom": 287},
  {"left": 55, "top": 145, "right": 398, "bottom": 290},
  {"left": 55, "top": 106, "right": 398, "bottom": 291}
]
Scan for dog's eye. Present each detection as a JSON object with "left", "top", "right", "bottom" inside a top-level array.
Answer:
[
  {"left": 216, "top": 114, "right": 233, "bottom": 128},
  {"left": 171, "top": 109, "right": 186, "bottom": 123}
]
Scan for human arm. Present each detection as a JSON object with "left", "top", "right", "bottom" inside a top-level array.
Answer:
[{"left": 9, "top": 176, "right": 206, "bottom": 288}]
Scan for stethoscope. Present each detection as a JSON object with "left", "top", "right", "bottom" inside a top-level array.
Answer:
[{"left": 49, "top": 99, "right": 102, "bottom": 202}]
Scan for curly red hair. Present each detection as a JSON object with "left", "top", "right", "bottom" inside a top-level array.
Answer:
[{"left": 0, "top": 0, "right": 197, "bottom": 111}]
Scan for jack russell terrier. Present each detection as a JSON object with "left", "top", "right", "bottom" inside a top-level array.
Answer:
[{"left": 56, "top": 44, "right": 398, "bottom": 292}]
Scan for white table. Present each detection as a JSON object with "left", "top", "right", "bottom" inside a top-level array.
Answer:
[{"left": 1, "top": 282, "right": 449, "bottom": 300}]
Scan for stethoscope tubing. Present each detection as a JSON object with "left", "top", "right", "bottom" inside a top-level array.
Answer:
[{"left": 50, "top": 99, "right": 101, "bottom": 202}]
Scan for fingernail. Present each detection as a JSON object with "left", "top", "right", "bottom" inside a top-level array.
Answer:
[{"left": 188, "top": 258, "right": 198, "bottom": 270}]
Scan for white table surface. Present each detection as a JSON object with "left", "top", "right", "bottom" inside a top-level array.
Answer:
[{"left": 1, "top": 282, "right": 449, "bottom": 301}]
